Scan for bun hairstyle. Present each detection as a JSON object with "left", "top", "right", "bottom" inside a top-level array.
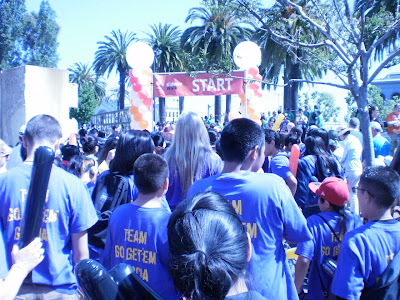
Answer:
[
  {"left": 81, "top": 136, "right": 98, "bottom": 154},
  {"left": 168, "top": 192, "right": 249, "bottom": 300}
]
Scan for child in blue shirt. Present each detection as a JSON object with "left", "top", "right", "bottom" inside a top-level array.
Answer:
[
  {"left": 101, "top": 153, "right": 177, "bottom": 299},
  {"left": 331, "top": 166, "right": 400, "bottom": 299},
  {"left": 294, "top": 177, "right": 362, "bottom": 299}
]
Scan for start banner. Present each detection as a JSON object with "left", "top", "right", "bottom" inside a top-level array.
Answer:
[{"left": 153, "top": 71, "right": 245, "bottom": 98}]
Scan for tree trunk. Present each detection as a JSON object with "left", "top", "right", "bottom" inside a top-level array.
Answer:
[
  {"left": 159, "top": 97, "right": 166, "bottom": 123},
  {"left": 283, "top": 55, "right": 292, "bottom": 110},
  {"left": 290, "top": 51, "right": 301, "bottom": 114},
  {"left": 118, "top": 70, "right": 125, "bottom": 110},
  {"left": 215, "top": 95, "right": 221, "bottom": 124},
  {"left": 224, "top": 94, "right": 231, "bottom": 124},
  {"left": 358, "top": 55, "right": 374, "bottom": 166},
  {"left": 179, "top": 96, "right": 184, "bottom": 115}
]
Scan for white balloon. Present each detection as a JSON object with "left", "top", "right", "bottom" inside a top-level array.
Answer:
[
  {"left": 130, "top": 119, "right": 140, "bottom": 130},
  {"left": 126, "top": 41, "right": 155, "bottom": 69},
  {"left": 138, "top": 105, "right": 148, "bottom": 114},
  {"left": 131, "top": 92, "right": 143, "bottom": 106},
  {"left": 233, "top": 41, "right": 262, "bottom": 69},
  {"left": 143, "top": 111, "right": 152, "bottom": 121}
]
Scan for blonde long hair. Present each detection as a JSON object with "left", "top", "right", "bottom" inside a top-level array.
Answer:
[{"left": 165, "top": 112, "right": 214, "bottom": 198}]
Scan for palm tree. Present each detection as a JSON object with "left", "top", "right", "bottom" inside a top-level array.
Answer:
[
  {"left": 93, "top": 30, "right": 136, "bottom": 110},
  {"left": 182, "top": 0, "right": 252, "bottom": 123},
  {"left": 145, "top": 23, "right": 184, "bottom": 123},
  {"left": 68, "top": 62, "right": 106, "bottom": 102},
  {"left": 251, "top": 4, "right": 326, "bottom": 113}
]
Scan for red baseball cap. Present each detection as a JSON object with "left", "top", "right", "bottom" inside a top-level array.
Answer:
[{"left": 309, "top": 177, "right": 349, "bottom": 207}]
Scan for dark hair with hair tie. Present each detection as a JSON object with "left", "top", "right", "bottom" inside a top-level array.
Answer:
[{"left": 168, "top": 192, "right": 249, "bottom": 300}]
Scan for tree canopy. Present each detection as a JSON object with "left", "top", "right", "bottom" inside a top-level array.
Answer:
[{"left": 0, "top": 0, "right": 59, "bottom": 70}]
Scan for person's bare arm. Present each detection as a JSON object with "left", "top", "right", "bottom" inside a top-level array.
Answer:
[
  {"left": 71, "top": 231, "right": 89, "bottom": 265},
  {"left": 285, "top": 175, "right": 298, "bottom": 196},
  {"left": 0, "top": 238, "right": 44, "bottom": 300},
  {"left": 294, "top": 255, "right": 310, "bottom": 294}
]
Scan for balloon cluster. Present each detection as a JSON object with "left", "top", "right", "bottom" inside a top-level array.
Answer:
[
  {"left": 125, "top": 41, "right": 155, "bottom": 131},
  {"left": 128, "top": 68, "right": 153, "bottom": 131},
  {"left": 237, "top": 66, "right": 263, "bottom": 126}
]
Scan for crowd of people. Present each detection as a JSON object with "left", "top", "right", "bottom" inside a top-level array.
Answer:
[{"left": 0, "top": 105, "right": 399, "bottom": 299}]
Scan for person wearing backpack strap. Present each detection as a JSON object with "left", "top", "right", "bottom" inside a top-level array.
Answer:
[
  {"left": 331, "top": 166, "right": 400, "bottom": 300},
  {"left": 294, "top": 177, "right": 362, "bottom": 300}
]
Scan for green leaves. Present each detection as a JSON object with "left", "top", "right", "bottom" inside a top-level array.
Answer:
[
  {"left": 1, "top": 0, "right": 59, "bottom": 70},
  {"left": 70, "top": 84, "right": 99, "bottom": 126}
]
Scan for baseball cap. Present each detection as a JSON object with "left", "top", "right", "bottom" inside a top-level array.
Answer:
[
  {"left": 309, "top": 177, "right": 349, "bottom": 207},
  {"left": 370, "top": 121, "right": 383, "bottom": 132}
]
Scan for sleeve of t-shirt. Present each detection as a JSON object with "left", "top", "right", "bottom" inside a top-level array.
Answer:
[
  {"left": 295, "top": 217, "right": 317, "bottom": 260},
  {"left": 0, "top": 222, "right": 9, "bottom": 278},
  {"left": 331, "top": 236, "right": 365, "bottom": 300},
  {"left": 69, "top": 179, "right": 98, "bottom": 234},
  {"left": 280, "top": 182, "right": 313, "bottom": 243},
  {"left": 270, "top": 156, "right": 292, "bottom": 180}
]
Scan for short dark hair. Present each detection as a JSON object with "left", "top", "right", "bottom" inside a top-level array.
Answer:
[
  {"left": 360, "top": 166, "right": 400, "bottom": 208},
  {"left": 133, "top": 153, "right": 169, "bottom": 195},
  {"left": 25, "top": 114, "right": 62, "bottom": 144},
  {"left": 264, "top": 129, "right": 280, "bottom": 150},
  {"left": 290, "top": 125, "right": 303, "bottom": 137},
  {"left": 168, "top": 191, "right": 248, "bottom": 300},
  {"left": 60, "top": 144, "right": 80, "bottom": 161},
  {"left": 89, "top": 128, "right": 98, "bottom": 135},
  {"left": 349, "top": 117, "right": 360, "bottom": 129},
  {"left": 285, "top": 133, "right": 299, "bottom": 147},
  {"left": 208, "top": 129, "right": 219, "bottom": 146},
  {"left": 220, "top": 118, "right": 264, "bottom": 163}
]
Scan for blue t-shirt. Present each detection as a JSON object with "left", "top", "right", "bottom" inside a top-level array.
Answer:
[
  {"left": 166, "top": 151, "right": 223, "bottom": 209},
  {"left": 331, "top": 219, "right": 400, "bottom": 300},
  {"left": 0, "top": 222, "right": 8, "bottom": 278},
  {"left": 296, "top": 211, "right": 362, "bottom": 300},
  {"left": 187, "top": 172, "right": 312, "bottom": 300},
  {"left": 101, "top": 203, "right": 177, "bottom": 299},
  {"left": 0, "top": 163, "right": 98, "bottom": 294},
  {"left": 373, "top": 135, "right": 391, "bottom": 158},
  {"left": 269, "top": 152, "right": 292, "bottom": 180}
]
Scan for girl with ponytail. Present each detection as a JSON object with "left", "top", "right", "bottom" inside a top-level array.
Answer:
[
  {"left": 294, "top": 177, "right": 362, "bottom": 299},
  {"left": 168, "top": 192, "right": 266, "bottom": 300}
]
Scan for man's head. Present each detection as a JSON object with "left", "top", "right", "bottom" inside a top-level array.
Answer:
[
  {"left": 264, "top": 129, "right": 280, "bottom": 156},
  {"left": 24, "top": 114, "right": 62, "bottom": 147},
  {"left": 348, "top": 117, "right": 360, "bottom": 130},
  {"left": 290, "top": 125, "right": 303, "bottom": 138},
  {"left": 284, "top": 133, "right": 299, "bottom": 152},
  {"left": 133, "top": 153, "right": 169, "bottom": 195},
  {"left": 220, "top": 118, "right": 265, "bottom": 167},
  {"left": 357, "top": 166, "right": 400, "bottom": 215},
  {"left": 370, "top": 121, "right": 383, "bottom": 137},
  {"left": 89, "top": 128, "right": 99, "bottom": 137},
  {"left": 112, "top": 125, "right": 121, "bottom": 133}
]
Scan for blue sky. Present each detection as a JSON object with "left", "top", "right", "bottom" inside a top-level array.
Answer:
[{"left": 25, "top": 0, "right": 202, "bottom": 70}]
